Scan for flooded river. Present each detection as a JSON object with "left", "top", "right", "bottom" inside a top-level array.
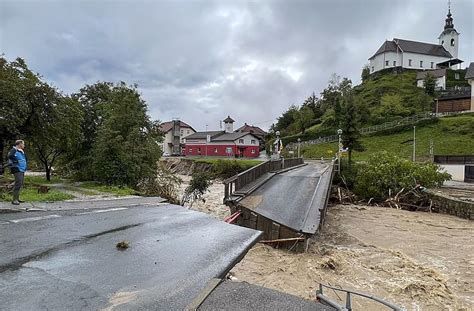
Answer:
[{"left": 181, "top": 176, "right": 473, "bottom": 310}]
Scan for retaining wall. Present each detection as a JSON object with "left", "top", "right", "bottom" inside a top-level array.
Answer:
[{"left": 425, "top": 189, "right": 474, "bottom": 220}]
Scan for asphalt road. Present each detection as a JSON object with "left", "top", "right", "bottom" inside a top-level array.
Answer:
[
  {"left": 0, "top": 204, "right": 262, "bottom": 310},
  {"left": 239, "top": 162, "right": 332, "bottom": 234}
]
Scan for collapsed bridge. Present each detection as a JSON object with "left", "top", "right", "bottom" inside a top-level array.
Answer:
[{"left": 224, "top": 158, "right": 334, "bottom": 250}]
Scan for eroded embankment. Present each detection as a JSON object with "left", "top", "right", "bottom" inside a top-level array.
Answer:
[{"left": 160, "top": 158, "right": 214, "bottom": 175}]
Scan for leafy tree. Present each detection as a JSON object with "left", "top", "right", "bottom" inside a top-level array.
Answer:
[
  {"left": 295, "top": 106, "right": 315, "bottom": 133},
  {"left": 181, "top": 172, "right": 211, "bottom": 207},
  {"left": 92, "top": 82, "right": 162, "bottom": 186},
  {"left": 354, "top": 152, "right": 451, "bottom": 200},
  {"left": 341, "top": 92, "right": 364, "bottom": 165},
  {"left": 361, "top": 65, "right": 370, "bottom": 82},
  {"left": 275, "top": 104, "right": 298, "bottom": 134},
  {"left": 423, "top": 73, "right": 437, "bottom": 97},
  {"left": 29, "top": 87, "right": 83, "bottom": 180},
  {"left": 0, "top": 57, "right": 41, "bottom": 168}
]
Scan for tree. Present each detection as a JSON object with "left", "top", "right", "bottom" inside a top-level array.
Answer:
[
  {"left": 361, "top": 65, "right": 370, "bottom": 82},
  {"left": 0, "top": 57, "right": 42, "bottom": 170},
  {"left": 423, "top": 73, "right": 437, "bottom": 97},
  {"left": 29, "top": 91, "right": 83, "bottom": 181},
  {"left": 341, "top": 92, "right": 364, "bottom": 166},
  {"left": 295, "top": 106, "right": 315, "bottom": 133},
  {"left": 275, "top": 104, "right": 298, "bottom": 134},
  {"left": 92, "top": 82, "right": 162, "bottom": 186}
]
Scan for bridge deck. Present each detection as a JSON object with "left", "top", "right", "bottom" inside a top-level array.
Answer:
[{"left": 238, "top": 162, "right": 333, "bottom": 235}]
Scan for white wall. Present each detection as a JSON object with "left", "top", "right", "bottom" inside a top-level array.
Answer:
[
  {"left": 469, "top": 79, "right": 474, "bottom": 112},
  {"left": 439, "top": 32, "right": 459, "bottom": 59},
  {"left": 162, "top": 127, "right": 196, "bottom": 155},
  {"left": 370, "top": 50, "right": 450, "bottom": 74},
  {"left": 234, "top": 134, "right": 259, "bottom": 146},
  {"left": 440, "top": 164, "right": 465, "bottom": 182},
  {"left": 369, "top": 52, "right": 402, "bottom": 73},
  {"left": 417, "top": 75, "right": 446, "bottom": 89}
]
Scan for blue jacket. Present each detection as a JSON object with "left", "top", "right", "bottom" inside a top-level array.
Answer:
[{"left": 8, "top": 147, "right": 27, "bottom": 173}]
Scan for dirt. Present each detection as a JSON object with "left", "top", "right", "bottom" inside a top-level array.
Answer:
[{"left": 180, "top": 175, "right": 474, "bottom": 310}]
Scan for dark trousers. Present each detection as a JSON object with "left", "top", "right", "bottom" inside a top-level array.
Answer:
[{"left": 12, "top": 172, "right": 24, "bottom": 202}]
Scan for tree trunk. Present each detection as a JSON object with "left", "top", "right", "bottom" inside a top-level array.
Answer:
[
  {"left": 45, "top": 165, "right": 51, "bottom": 181},
  {"left": 348, "top": 149, "right": 353, "bottom": 168},
  {"left": 0, "top": 139, "right": 4, "bottom": 175}
]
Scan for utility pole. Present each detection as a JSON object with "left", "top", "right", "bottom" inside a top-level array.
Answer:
[
  {"left": 413, "top": 126, "right": 416, "bottom": 162},
  {"left": 337, "top": 129, "right": 342, "bottom": 173},
  {"left": 297, "top": 138, "right": 301, "bottom": 158}
]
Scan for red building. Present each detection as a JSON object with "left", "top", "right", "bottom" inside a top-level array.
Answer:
[{"left": 183, "top": 116, "right": 260, "bottom": 158}]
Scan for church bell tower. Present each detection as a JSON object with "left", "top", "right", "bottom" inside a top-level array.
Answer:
[{"left": 438, "top": 1, "right": 459, "bottom": 60}]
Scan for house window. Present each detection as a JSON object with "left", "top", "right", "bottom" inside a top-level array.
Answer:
[
  {"left": 214, "top": 148, "right": 218, "bottom": 153},
  {"left": 226, "top": 147, "right": 232, "bottom": 154},
  {"left": 420, "top": 61, "right": 423, "bottom": 68},
  {"left": 189, "top": 148, "right": 192, "bottom": 153},
  {"left": 393, "top": 61, "right": 396, "bottom": 66},
  {"left": 441, "top": 40, "right": 444, "bottom": 45},
  {"left": 455, "top": 73, "right": 460, "bottom": 80},
  {"left": 431, "top": 62, "right": 434, "bottom": 69},
  {"left": 251, "top": 139, "right": 256, "bottom": 144},
  {"left": 251, "top": 149, "right": 256, "bottom": 154},
  {"left": 197, "top": 147, "right": 201, "bottom": 154},
  {"left": 408, "top": 59, "right": 412, "bottom": 66},
  {"left": 451, "top": 39, "right": 455, "bottom": 46},
  {"left": 238, "top": 139, "right": 244, "bottom": 144},
  {"left": 187, "top": 130, "right": 190, "bottom": 134},
  {"left": 371, "top": 66, "right": 374, "bottom": 72},
  {"left": 385, "top": 60, "right": 389, "bottom": 66}
]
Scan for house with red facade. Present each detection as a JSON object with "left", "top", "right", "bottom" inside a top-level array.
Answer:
[{"left": 183, "top": 116, "right": 260, "bottom": 158}]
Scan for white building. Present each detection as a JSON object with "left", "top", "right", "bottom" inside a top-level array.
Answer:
[
  {"left": 466, "top": 62, "right": 474, "bottom": 112},
  {"left": 416, "top": 69, "right": 447, "bottom": 90},
  {"left": 160, "top": 120, "right": 196, "bottom": 156},
  {"left": 369, "top": 7, "right": 462, "bottom": 74}
]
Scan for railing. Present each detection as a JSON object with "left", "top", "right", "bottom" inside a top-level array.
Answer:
[
  {"left": 287, "top": 111, "right": 470, "bottom": 149},
  {"left": 316, "top": 283, "right": 404, "bottom": 311},
  {"left": 223, "top": 158, "right": 304, "bottom": 202}
]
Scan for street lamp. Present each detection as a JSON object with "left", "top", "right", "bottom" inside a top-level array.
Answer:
[
  {"left": 337, "top": 129, "right": 343, "bottom": 173},
  {"left": 297, "top": 138, "right": 301, "bottom": 158},
  {"left": 412, "top": 125, "right": 416, "bottom": 162}
]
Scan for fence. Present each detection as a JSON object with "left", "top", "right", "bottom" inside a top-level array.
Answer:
[
  {"left": 316, "top": 283, "right": 403, "bottom": 311},
  {"left": 286, "top": 110, "right": 470, "bottom": 150},
  {"left": 223, "top": 157, "right": 304, "bottom": 202}
]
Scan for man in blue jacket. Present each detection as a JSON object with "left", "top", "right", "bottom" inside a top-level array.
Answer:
[{"left": 8, "top": 140, "right": 27, "bottom": 205}]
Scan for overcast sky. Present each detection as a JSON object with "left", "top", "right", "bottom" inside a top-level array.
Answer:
[{"left": 1, "top": 0, "right": 473, "bottom": 131}]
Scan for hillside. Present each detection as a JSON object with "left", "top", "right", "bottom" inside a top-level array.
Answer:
[{"left": 301, "top": 113, "right": 474, "bottom": 161}]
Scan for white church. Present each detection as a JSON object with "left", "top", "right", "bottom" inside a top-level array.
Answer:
[{"left": 369, "top": 6, "right": 462, "bottom": 74}]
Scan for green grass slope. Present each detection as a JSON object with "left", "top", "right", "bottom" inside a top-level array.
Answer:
[{"left": 301, "top": 113, "right": 474, "bottom": 161}]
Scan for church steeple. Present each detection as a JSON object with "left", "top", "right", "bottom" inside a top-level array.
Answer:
[{"left": 444, "top": 1, "right": 454, "bottom": 30}]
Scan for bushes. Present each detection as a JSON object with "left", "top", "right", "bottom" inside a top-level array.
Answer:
[
  {"left": 212, "top": 159, "right": 251, "bottom": 179},
  {"left": 352, "top": 151, "right": 451, "bottom": 201}
]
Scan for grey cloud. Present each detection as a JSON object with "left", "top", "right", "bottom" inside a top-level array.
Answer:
[{"left": 1, "top": 0, "right": 472, "bottom": 131}]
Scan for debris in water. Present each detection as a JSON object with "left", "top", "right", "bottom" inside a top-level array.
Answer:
[{"left": 116, "top": 241, "right": 130, "bottom": 250}]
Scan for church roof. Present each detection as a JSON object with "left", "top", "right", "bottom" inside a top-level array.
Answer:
[
  {"left": 369, "top": 38, "right": 452, "bottom": 60},
  {"left": 223, "top": 116, "right": 235, "bottom": 123},
  {"left": 465, "top": 63, "right": 474, "bottom": 80}
]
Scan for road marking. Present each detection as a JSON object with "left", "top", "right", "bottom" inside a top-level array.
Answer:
[
  {"left": 75, "top": 207, "right": 128, "bottom": 215},
  {"left": 9, "top": 214, "right": 61, "bottom": 223}
]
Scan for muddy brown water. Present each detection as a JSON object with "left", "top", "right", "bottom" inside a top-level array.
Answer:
[{"left": 180, "top": 176, "right": 473, "bottom": 310}]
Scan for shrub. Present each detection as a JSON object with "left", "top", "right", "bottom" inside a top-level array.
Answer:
[
  {"left": 353, "top": 151, "right": 451, "bottom": 200},
  {"left": 181, "top": 172, "right": 212, "bottom": 207},
  {"left": 212, "top": 160, "right": 245, "bottom": 179},
  {"left": 138, "top": 163, "right": 181, "bottom": 204}
]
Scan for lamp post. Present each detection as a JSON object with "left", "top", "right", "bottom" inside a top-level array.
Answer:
[
  {"left": 297, "top": 138, "right": 301, "bottom": 158},
  {"left": 337, "top": 129, "right": 342, "bottom": 173},
  {"left": 413, "top": 125, "right": 416, "bottom": 162}
]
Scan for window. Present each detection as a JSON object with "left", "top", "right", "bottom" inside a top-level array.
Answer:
[
  {"left": 214, "top": 148, "right": 218, "bottom": 153},
  {"left": 451, "top": 39, "right": 455, "bottom": 46},
  {"left": 251, "top": 139, "right": 256, "bottom": 144},
  {"left": 238, "top": 139, "right": 244, "bottom": 144},
  {"left": 189, "top": 148, "right": 192, "bottom": 153},
  {"left": 431, "top": 62, "right": 434, "bottom": 69},
  {"left": 441, "top": 40, "right": 444, "bottom": 45},
  {"left": 420, "top": 61, "right": 423, "bottom": 68},
  {"left": 197, "top": 147, "right": 201, "bottom": 154},
  {"left": 393, "top": 61, "right": 396, "bottom": 66},
  {"left": 408, "top": 59, "right": 412, "bottom": 66},
  {"left": 226, "top": 147, "right": 232, "bottom": 154},
  {"left": 187, "top": 130, "right": 190, "bottom": 134},
  {"left": 371, "top": 66, "right": 374, "bottom": 72},
  {"left": 385, "top": 60, "right": 389, "bottom": 66},
  {"left": 251, "top": 149, "right": 256, "bottom": 154},
  {"left": 455, "top": 73, "right": 460, "bottom": 80}
]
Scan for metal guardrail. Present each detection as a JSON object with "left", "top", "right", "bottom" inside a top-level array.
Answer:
[
  {"left": 316, "top": 283, "right": 404, "bottom": 311},
  {"left": 287, "top": 111, "right": 470, "bottom": 149},
  {"left": 223, "top": 158, "right": 304, "bottom": 202}
]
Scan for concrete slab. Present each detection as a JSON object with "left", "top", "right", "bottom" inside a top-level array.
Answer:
[
  {"left": 0, "top": 204, "right": 263, "bottom": 310},
  {"left": 238, "top": 163, "right": 333, "bottom": 234},
  {"left": 198, "top": 280, "right": 335, "bottom": 310}
]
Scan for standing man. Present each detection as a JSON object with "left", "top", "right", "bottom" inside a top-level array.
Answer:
[{"left": 8, "top": 140, "right": 27, "bottom": 205}]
